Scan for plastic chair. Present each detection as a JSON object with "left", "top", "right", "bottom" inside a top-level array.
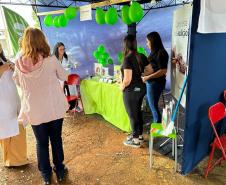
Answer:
[
  {"left": 66, "top": 74, "right": 83, "bottom": 116},
  {"left": 149, "top": 123, "right": 177, "bottom": 171},
  {"left": 204, "top": 102, "right": 226, "bottom": 178}
]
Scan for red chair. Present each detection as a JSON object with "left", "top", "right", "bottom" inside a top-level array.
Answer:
[
  {"left": 205, "top": 102, "right": 226, "bottom": 178},
  {"left": 66, "top": 74, "right": 83, "bottom": 113}
]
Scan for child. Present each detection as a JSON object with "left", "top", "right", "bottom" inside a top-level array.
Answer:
[{"left": 13, "top": 28, "right": 69, "bottom": 185}]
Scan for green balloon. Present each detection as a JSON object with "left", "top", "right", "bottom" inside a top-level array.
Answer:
[
  {"left": 93, "top": 50, "right": 100, "bottom": 59},
  {"left": 117, "top": 52, "right": 123, "bottom": 62},
  {"left": 121, "top": 6, "right": 132, "bottom": 25},
  {"left": 93, "top": 51, "right": 97, "bottom": 59},
  {"left": 137, "top": 47, "right": 144, "bottom": 53},
  {"left": 101, "top": 52, "right": 109, "bottom": 60},
  {"left": 53, "top": 16, "right": 60, "bottom": 28},
  {"left": 95, "top": 8, "right": 106, "bottom": 25},
  {"left": 98, "top": 45, "right": 105, "bottom": 53},
  {"left": 108, "top": 58, "right": 113, "bottom": 65},
  {"left": 101, "top": 59, "right": 107, "bottom": 67},
  {"left": 44, "top": 15, "right": 53, "bottom": 27},
  {"left": 105, "top": 7, "right": 118, "bottom": 25},
  {"left": 129, "top": 2, "right": 143, "bottom": 23},
  {"left": 64, "top": 7, "right": 77, "bottom": 20},
  {"left": 138, "top": 47, "right": 148, "bottom": 57},
  {"left": 58, "top": 14, "right": 68, "bottom": 27},
  {"left": 98, "top": 58, "right": 102, "bottom": 64}
]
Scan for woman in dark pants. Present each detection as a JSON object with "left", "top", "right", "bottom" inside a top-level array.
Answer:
[
  {"left": 120, "top": 35, "right": 153, "bottom": 148},
  {"left": 142, "top": 32, "right": 169, "bottom": 123}
]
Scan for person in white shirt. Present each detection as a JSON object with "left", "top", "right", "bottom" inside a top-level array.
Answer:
[
  {"left": 0, "top": 43, "right": 28, "bottom": 167},
  {"left": 52, "top": 42, "right": 81, "bottom": 112}
]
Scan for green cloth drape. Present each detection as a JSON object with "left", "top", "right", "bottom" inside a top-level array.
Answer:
[{"left": 80, "top": 78, "right": 131, "bottom": 132}]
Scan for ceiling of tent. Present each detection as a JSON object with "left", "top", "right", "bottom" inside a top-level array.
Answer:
[{"left": 0, "top": 0, "right": 192, "bottom": 8}]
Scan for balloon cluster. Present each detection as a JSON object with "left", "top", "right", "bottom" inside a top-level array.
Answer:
[
  {"left": 93, "top": 45, "right": 113, "bottom": 67},
  {"left": 137, "top": 47, "right": 148, "bottom": 57},
  {"left": 95, "top": 7, "right": 118, "bottom": 25},
  {"left": 121, "top": 2, "right": 144, "bottom": 25},
  {"left": 117, "top": 52, "right": 123, "bottom": 65},
  {"left": 44, "top": 7, "right": 77, "bottom": 28}
]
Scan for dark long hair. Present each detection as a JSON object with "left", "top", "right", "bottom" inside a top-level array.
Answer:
[
  {"left": 52, "top": 42, "right": 68, "bottom": 61},
  {"left": 146, "top": 32, "right": 164, "bottom": 53},
  {"left": 123, "top": 34, "right": 143, "bottom": 72},
  {"left": 123, "top": 34, "right": 137, "bottom": 57}
]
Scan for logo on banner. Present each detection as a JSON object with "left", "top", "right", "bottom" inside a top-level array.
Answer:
[{"left": 13, "top": 23, "right": 26, "bottom": 37}]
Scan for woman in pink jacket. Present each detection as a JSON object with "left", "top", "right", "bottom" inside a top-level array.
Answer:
[{"left": 13, "top": 27, "right": 69, "bottom": 185}]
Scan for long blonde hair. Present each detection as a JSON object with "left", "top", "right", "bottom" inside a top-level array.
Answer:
[{"left": 22, "top": 27, "right": 50, "bottom": 64}]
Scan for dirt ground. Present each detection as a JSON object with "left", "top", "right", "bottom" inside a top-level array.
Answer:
[{"left": 0, "top": 113, "right": 226, "bottom": 185}]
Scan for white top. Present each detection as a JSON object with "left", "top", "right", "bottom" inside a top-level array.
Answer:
[
  {"left": 0, "top": 70, "right": 20, "bottom": 139},
  {"left": 59, "top": 56, "right": 80, "bottom": 72}
]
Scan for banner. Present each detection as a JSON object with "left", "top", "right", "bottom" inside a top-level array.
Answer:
[
  {"left": 171, "top": 4, "right": 192, "bottom": 108},
  {"left": 198, "top": 0, "right": 226, "bottom": 33},
  {"left": 2, "top": 6, "right": 29, "bottom": 55}
]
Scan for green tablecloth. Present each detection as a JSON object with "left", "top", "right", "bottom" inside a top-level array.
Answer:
[{"left": 80, "top": 77, "right": 131, "bottom": 132}]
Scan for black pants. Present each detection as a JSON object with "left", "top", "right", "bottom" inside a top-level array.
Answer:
[
  {"left": 123, "top": 84, "right": 146, "bottom": 138},
  {"left": 32, "top": 119, "right": 65, "bottom": 178}
]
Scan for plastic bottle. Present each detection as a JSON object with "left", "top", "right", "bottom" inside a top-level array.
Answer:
[{"left": 162, "top": 108, "right": 167, "bottom": 129}]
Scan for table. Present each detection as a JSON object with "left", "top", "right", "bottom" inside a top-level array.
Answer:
[{"left": 80, "top": 77, "right": 131, "bottom": 132}]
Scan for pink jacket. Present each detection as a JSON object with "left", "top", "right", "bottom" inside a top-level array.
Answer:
[{"left": 13, "top": 55, "right": 69, "bottom": 125}]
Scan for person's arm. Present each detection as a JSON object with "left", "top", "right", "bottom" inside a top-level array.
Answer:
[
  {"left": 53, "top": 56, "right": 69, "bottom": 81},
  {"left": 144, "top": 64, "right": 153, "bottom": 76},
  {"left": 142, "top": 54, "right": 153, "bottom": 76},
  {"left": 142, "top": 50, "right": 168, "bottom": 82},
  {"left": 120, "top": 69, "right": 132, "bottom": 91},
  {"left": 0, "top": 63, "right": 10, "bottom": 77},
  {"left": 142, "top": 69, "right": 167, "bottom": 82}
]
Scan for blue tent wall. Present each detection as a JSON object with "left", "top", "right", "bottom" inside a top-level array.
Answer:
[
  {"left": 38, "top": 7, "right": 175, "bottom": 84},
  {"left": 182, "top": 0, "right": 226, "bottom": 175}
]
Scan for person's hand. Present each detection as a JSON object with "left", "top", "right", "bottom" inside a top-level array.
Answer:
[
  {"left": 142, "top": 76, "right": 149, "bottom": 82},
  {"left": 119, "top": 83, "right": 125, "bottom": 91},
  {"left": 0, "top": 63, "right": 10, "bottom": 76},
  {"left": 172, "top": 58, "right": 178, "bottom": 64}
]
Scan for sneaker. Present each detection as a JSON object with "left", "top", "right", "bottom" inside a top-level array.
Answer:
[
  {"left": 126, "top": 134, "right": 144, "bottom": 143},
  {"left": 53, "top": 166, "right": 68, "bottom": 183},
  {"left": 42, "top": 175, "right": 51, "bottom": 185},
  {"left": 123, "top": 138, "right": 141, "bottom": 148},
  {"left": 75, "top": 106, "right": 82, "bottom": 112}
]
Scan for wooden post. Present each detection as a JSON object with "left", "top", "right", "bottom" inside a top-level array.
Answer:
[{"left": 37, "top": 0, "right": 131, "bottom": 16}]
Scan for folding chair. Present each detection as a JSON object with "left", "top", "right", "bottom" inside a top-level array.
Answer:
[
  {"left": 149, "top": 123, "right": 177, "bottom": 171},
  {"left": 204, "top": 102, "right": 226, "bottom": 178}
]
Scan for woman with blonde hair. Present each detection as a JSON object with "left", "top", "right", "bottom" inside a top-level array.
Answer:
[{"left": 13, "top": 27, "right": 69, "bottom": 185}]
